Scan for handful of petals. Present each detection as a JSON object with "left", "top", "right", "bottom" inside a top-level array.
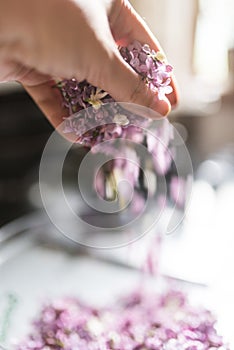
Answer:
[
  {"left": 57, "top": 40, "right": 173, "bottom": 148},
  {"left": 56, "top": 41, "right": 179, "bottom": 209}
]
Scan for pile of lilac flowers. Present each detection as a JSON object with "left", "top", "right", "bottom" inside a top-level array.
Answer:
[{"left": 17, "top": 289, "right": 229, "bottom": 350}]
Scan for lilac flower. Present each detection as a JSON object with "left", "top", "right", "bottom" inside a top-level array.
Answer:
[
  {"left": 86, "top": 88, "right": 109, "bottom": 109},
  {"left": 170, "top": 176, "right": 188, "bottom": 208},
  {"left": 130, "top": 191, "right": 146, "bottom": 214}
]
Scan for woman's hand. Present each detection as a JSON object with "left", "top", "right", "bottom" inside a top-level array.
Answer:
[{"left": 0, "top": 0, "right": 178, "bottom": 127}]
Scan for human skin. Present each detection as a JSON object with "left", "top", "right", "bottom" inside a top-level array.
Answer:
[{"left": 0, "top": 0, "right": 179, "bottom": 128}]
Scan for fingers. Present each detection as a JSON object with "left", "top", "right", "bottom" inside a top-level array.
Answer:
[
  {"left": 110, "top": 0, "right": 179, "bottom": 108},
  {"left": 99, "top": 52, "right": 171, "bottom": 118},
  {"left": 18, "top": 70, "right": 68, "bottom": 128},
  {"left": 24, "top": 81, "right": 68, "bottom": 128},
  {"left": 21, "top": 53, "right": 170, "bottom": 129}
]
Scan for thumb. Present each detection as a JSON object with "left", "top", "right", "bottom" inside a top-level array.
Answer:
[
  {"left": 109, "top": 0, "right": 179, "bottom": 109},
  {"left": 98, "top": 51, "right": 171, "bottom": 118}
]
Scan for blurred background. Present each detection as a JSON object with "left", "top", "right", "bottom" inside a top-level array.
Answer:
[{"left": 0, "top": 0, "right": 234, "bottom": 346}]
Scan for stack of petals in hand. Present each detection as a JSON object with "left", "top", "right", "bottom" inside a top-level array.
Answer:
[
  {"left": 58, "top": 40, "right": 173, "bottom": 148},
  {"left": 17, "top": 289, "right": 229, "bottom": 350},
  {"left": 57, "top": 41, "right": 183, "bottom": 210}
]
